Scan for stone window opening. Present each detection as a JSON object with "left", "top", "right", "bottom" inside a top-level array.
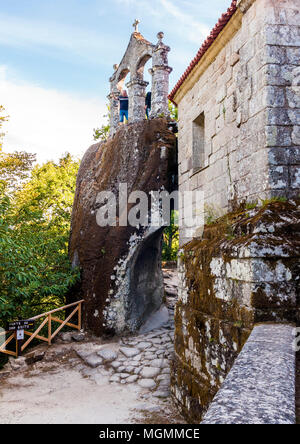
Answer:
[
  {"left": 192, "top": 112, "right": 205, "bottom": 173},
  {"left": 137, "top": 55, "right": 153, "bottom": 119},
  {"left": 117, "top": 68, "right": 130, "bottom": 93},
  {"left": 136, "top": 54, "right": 152, "bottom": 81}
]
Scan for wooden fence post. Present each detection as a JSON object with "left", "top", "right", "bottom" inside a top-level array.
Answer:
[
  {"left": 78, "top": 303, "right": 82, "bottom": 331},
  {"left": 48, "top": 314, "right": 52, "bottom": 345},
  {"left": 15, "top": 332, "right": 18, "bottom": 358}
]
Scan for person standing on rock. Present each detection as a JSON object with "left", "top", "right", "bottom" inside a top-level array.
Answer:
[
  {"left": 118, "top": 90, "right": 129, "bottom": 124},
  {"left": 145, "top": 91, "right": 151, "bottom": 120}
]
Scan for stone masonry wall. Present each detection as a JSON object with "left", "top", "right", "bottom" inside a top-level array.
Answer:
[
  {"left": 177, "top": 0, "right": 300, "bottom": 246},
  {"left": 171, "top": 200, "right": 300, "bottom": 423},
  {"left": 263, "top": 0, "right": 300, "bottom": 200},
  {"left": 172, "top": 0, "right": 300, "bottom": 424}
]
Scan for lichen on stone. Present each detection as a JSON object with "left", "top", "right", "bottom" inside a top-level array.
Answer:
[
  {"left": 172, "top": 199, "right": 300, "bottom": 423},
  {"left": 69, "top": 118, "right": 177, "bottom": 336}
]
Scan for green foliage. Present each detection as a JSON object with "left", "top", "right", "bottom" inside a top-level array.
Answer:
[
  {"left": 93, "top": 104, "right": 110, "bottom": 142},
  {"left": 245, "top": 201, "right": 258, "bottom": 210},
  {"left": 261, "top": 196, "right": 288, "bottom": 206},
  {"left": 0, "top": 151, "right": 36, "bottom": 193},
  {"left": 162, "top": 210, "right": 179, "bottom": 261},
  {"left": 233, "top": 321, "right": 243, "bottom": 329},
  {"left": 93, "top": 101, "right": 177, "bottom": 142},
  {"left": 0, "top": 150, "right": 80, "bottom": 328},
  {"left": 204, "top": 204, "right": 220, "bottom": 225},
  {"left": 0, "top": 106, "right": 8, "bottom": 151},
  {"left": 168, "top": 101, "right": 178, "bottom": 121}
]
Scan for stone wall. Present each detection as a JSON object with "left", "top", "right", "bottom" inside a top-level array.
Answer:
[
  {"left": 202, "top": 324, "right": 296, "bottom": 425},
  {"left": 171, "top": 200, "right": 300, "bottom": 423},
  {"left": 263, "top": 0, "right": 300, "bottom": 200},
  {"left": 172, "top": 0, "right": 300, "bottom": 421},
  {"left": 176, "top": 0, "right": 300, "bottom": 246}
]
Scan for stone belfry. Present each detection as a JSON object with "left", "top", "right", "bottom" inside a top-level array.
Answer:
[{"left": 108, "top": 20, "right": 172, "bottom": 136}]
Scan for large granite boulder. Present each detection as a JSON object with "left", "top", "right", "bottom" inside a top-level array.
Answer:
[{"left": 69, "top": 118, "right": 176, "bottom": 336}]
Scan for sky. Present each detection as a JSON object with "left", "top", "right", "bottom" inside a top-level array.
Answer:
[{"left": 0, "top": 0, "right": 231, "bottom": 163}]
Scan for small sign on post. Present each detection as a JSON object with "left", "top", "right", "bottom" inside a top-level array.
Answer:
[
  {"left": 7, "top": 320, "right": 35, "bottom": 357},
  {"left": 16, "top": 330, "right": 25, "bottom": 341},
  {"left": 7, "top": 320, "right": 35, "bottom": 332}
]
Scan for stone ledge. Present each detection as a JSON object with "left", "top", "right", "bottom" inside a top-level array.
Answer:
[{"left": 201, "top": 324, "right": 295, "bottom": 424}]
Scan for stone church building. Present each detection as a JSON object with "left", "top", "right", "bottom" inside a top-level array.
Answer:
[
  {"left": 169, "top": 0, "right": 300, "bottom": 424},
  {"left": 170, "top": 0, "right": 300, "bottom": 246}
]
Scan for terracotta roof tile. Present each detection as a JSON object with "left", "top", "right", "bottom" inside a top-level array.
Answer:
[{"left": 169, "top": 0, "right": 237, "bottom": 104}]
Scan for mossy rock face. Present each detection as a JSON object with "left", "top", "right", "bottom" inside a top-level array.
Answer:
[
  {"left": 173, "top": 199, "right": 300, "bottom": 423},
  {"left": 69, "top": 119, "right": 177, "bottom": 336}
]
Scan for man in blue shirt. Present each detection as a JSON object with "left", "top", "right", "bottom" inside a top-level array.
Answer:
[{"left": 118, "top": 90, "right": 129, "bottom": 124}]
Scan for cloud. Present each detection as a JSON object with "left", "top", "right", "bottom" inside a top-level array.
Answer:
[
  {"left": 112, "top": 0, "right": 210, "bottom": 44},
  {"left": 160, "top": 0, "right": 210, "bottom": 42},
  {"left": 0, "top": 13, "right": 117, "bottom": 64},
  {"left": 114, "top": 0, "right": 161, "bottom": 19},
  {"left": 0, "top": 66, "right": 106, "bottom": 163}
]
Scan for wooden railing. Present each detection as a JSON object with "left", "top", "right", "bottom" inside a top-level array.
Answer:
[{"left": 0, "top": 300, "right": 84, "bottom": 358}]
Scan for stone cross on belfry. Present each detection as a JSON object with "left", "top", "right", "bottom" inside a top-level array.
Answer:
[{"left": 133, "top": 19, "right": 140, "bottom": 33}]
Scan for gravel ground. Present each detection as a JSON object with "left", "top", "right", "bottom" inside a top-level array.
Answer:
[
  {"left": 0, "top": 353, "right": 183, "bottom": 424},
  {"left": 0, "top": 269, "right": 185, "bottom": 425}
]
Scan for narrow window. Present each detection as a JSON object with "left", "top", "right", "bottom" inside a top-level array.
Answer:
[{"left": 192, "top": 113, "right": 205, "bottom": 172}]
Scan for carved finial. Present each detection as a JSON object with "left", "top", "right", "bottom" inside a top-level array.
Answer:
[
  {"left": 157, "top": 32, "right": 164, "bottom": 42},
  {"left": 133, "top": 19, "right": 140, "bottom": 33},
  {"left": 113, "top": 64, "right": 119, "bottom": 71}
]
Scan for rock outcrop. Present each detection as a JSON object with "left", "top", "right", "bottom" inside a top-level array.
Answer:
[{"left": 69, "top": 118, "right": 176, "bottom": 336}]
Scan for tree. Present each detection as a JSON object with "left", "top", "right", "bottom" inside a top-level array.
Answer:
[
  {"left": 14, "top": 153, "right": 79, "bottom": 228},
  {"left": 162, "top": 210, "right": 179, "bottom": 261},
  {"left": 0, "top": 151, "right": 36, "bottom": 193},
  {"left": 0, "top": 105, "right": 8, "bottom": 151},
  {"left": 93, "top": 104, "right": 111, "bottom": 142},
  {"left": 0, "top": 152, "right": 81, "bottom": 326},
  {"left": 168, "top": 101, "right": 178, "bottom": 121},
  {"left": 0, "top": 106, "right": 36, "bottom": 193}
]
